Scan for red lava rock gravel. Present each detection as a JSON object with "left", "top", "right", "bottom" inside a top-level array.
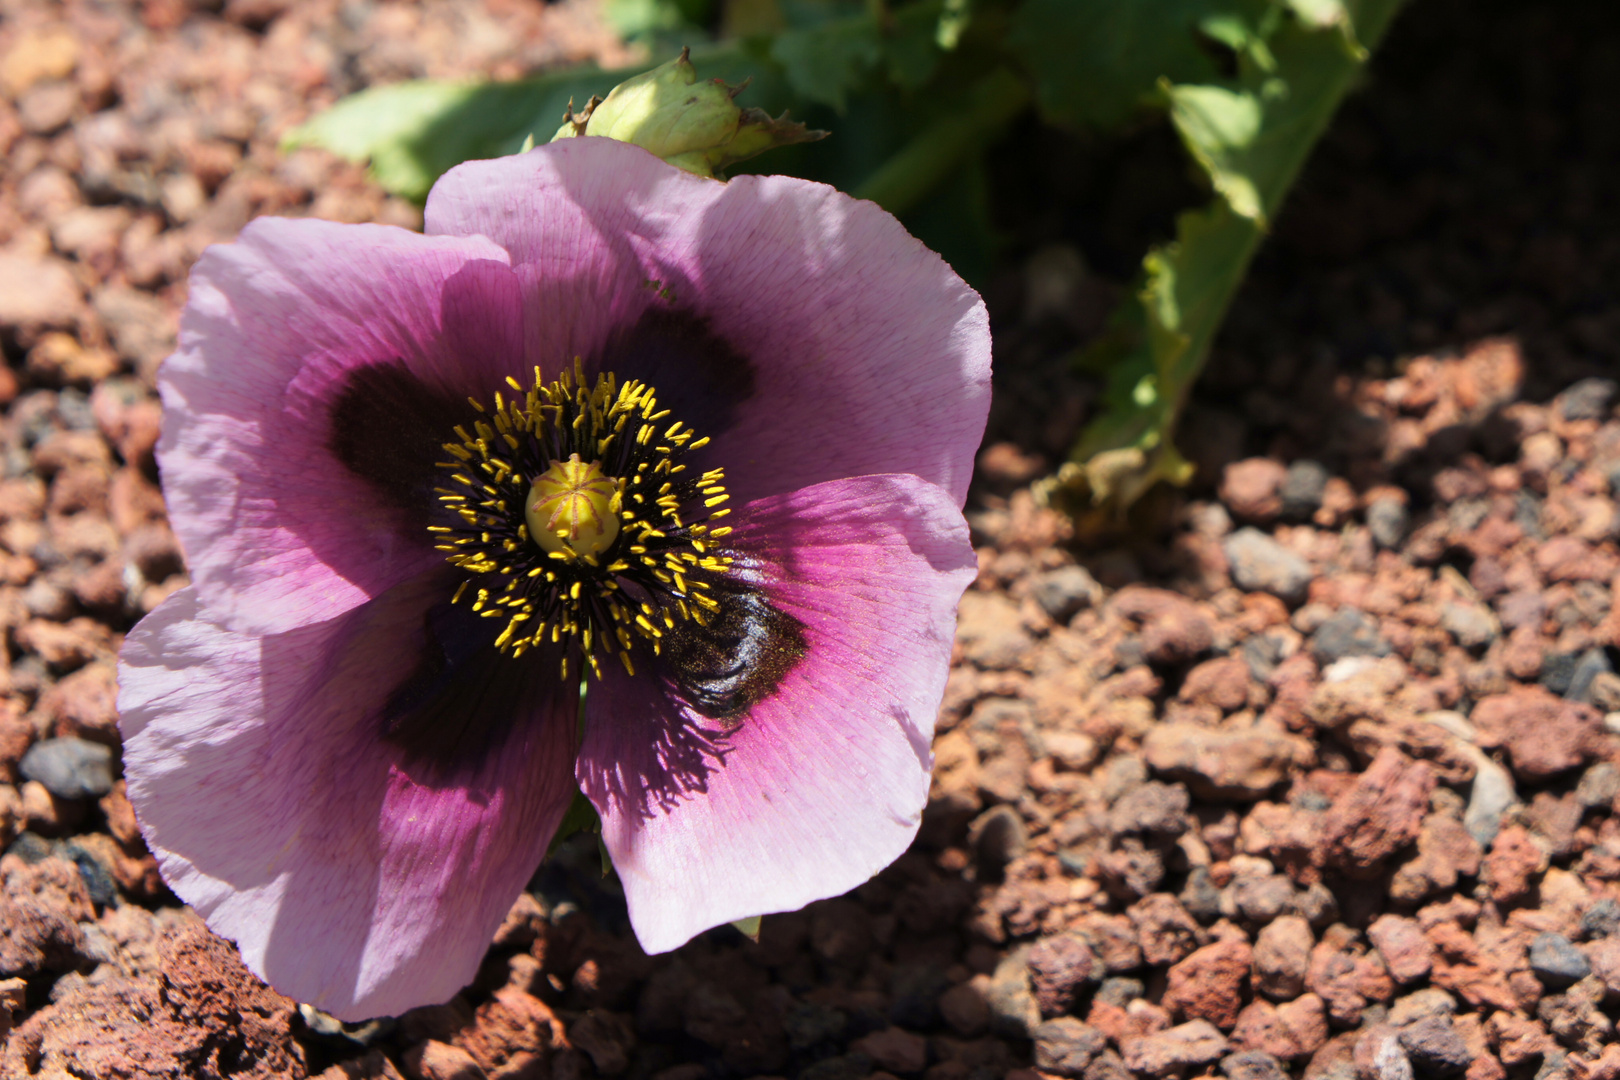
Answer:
[{"left": 4, "top": 0, "right": 1620, "bottom": 1079}]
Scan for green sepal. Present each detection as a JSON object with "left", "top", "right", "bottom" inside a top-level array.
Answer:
[{"left": 551, "top": 48, "right": 824, "bottom": 178}]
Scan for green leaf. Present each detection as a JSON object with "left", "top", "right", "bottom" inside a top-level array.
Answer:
[
  {"left": 286, "top": 45, "right": 782, "bottom": 203},
  {"left": 1165, "top": 82, "right": 1266, "bottom": 221},
  {"left": 1048, "top": 0, "right": 1410, "bottom": 525},
  {"left": 547, "top": 788, "right": 602, "bottom": 857},
  {"left": 1007, "top": 0, "right": 1225, "bottom": 128},
  {"left": 770, "top": 17, "right": 883, "bottom": 109}
]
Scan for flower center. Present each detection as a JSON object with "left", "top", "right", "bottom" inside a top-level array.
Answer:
[
  {"left": 526, "top": 455, "right": 621, "bottom": 557},
  {"left": 431, "top": 362, "right": 734, "bottom": 680}
]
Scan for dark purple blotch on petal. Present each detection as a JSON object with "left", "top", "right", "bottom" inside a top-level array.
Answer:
[
  {"left": 383, "top": 595, "right": 565, "bottom": 772},
  {"left": 661, "top": 586, "right": 805, "bottom": 721},
  {"left": 328, "top": 362, "right": 469, "bottom": 525},
  {"left": 594, "top": 307, "right": 755, "bottom": 439}
]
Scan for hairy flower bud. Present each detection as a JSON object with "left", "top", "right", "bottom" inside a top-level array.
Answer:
[{"left": 550, "top": 48, "right": 823, "bottom": 179}]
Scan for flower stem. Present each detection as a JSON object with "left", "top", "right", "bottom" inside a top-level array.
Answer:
[{"left": 853, "top": 67, "right": 1031, "bottom": 217}]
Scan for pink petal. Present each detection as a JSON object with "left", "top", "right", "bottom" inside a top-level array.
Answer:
[
  {"left": 575, "top": 473, "right": 976, "bottom": 952},
  {"left": 162, "top": 218, "right": 528, "bottom": 636},
  {"left": 117, "top": 579, "right": 578, "bottom": 1020},
  {"left": 425, "top": 140, "right": 991, "bottom": 509}
]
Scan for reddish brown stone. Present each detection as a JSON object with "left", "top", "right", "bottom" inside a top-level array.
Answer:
[
  {"left": 1389, "top": 814, "right": 1483, "bottom": 903},
  {"left": 1028, "top": 933, "right": 1098, "bottom": 1017},
  {"left": 1113, "top": 587, "right": 1216, "bottom": 665},
  {"left": 1316, "top": 748, "right": 1435, "bottom": 876},
  {"left": 1121, "top": 1020, "right": 1229, "bottom": 1076},
  {"left": 1229, "top": 994, "right": 1328, "bottom": 1061},
  {"left": 1220, "top": 459, "right": 1288, "bottom": 522},
  {"left": 1470, "top": 685, "right": 1604, "bottom": 779},
  {"left": 1305, "top": 925, "right": 1393, "bottom": 1026},
  {"left": 1163, "top": 937, "right": 1252, "bottom": 1029},
  {"left": 1486, "top": 1013, "right": 1554, "bottom": 1067},
  {"left": 0, "top": 922, "right": 305, "bottom": 1079},
  {"left": 1128, "top": 894, "right": 1201, "bottom": 967},
  {"left": 1252, "top": 916, "right": 1313, "bottom": 1000},
  {"left": 1180, "top": 656, "right": 1255, "bottom": 712},
  {"left": 1483, "top": 825, "right": 1548, "bottom": 904},
  {"left": 1424, "top": 921, "right": 1520, "bottom": 1012},
  {"left": 1366, "top": 915, "right": 1433, "bottom": 983}
]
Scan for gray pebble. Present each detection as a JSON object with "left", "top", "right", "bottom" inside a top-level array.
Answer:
[
  {"left": 1534, "top": 1051, "right": 1568, "bottom": 1080},
  {"left": 1224, "top": 527, "right": 1313, "bottom": 605},
  {"left": 1464, "top": 757, "right": 1516, "bottom": 848},
  {"left": 1367, "top": 497, "right": 1409, "bottom": 548},
  {"left": 1094, "top": 977, "right": 1144, "bottom": 1007},
  {"left": 1398, "top": 1015, "right": 1470, "bottom": 1078},
  {"left": 798, "top": 1053, "right": 874, "bottom": 1080},
  {"left": 1581, "top": 898, "right": 1620, "bottom": 939},
  {"left": 1388, "top": 987, "right": 1457, "bottom": 1027},
  {"left": 1030, "top": 565, "right": 1102, "bottom": 622},
  {"left": 22, "top": 578, "right": 75, "bottom": 621},
  {"left": 1179, "top": 866, "right": 1222, "bottom": 923},
  {"left": 62, "top": 840, "right": 118, "bottom": 907},
  {"left": 1035, "top": 1018, "right": 1108, "bottom": 1078},
  {"left": 1373, "top": 1035, "right": 1414, "bottom": 1080},
  {"left": 1241, "top": 632, "right": 1286, "bottom": 682},
  {"left": 5, "top": 831, "right": 53, "bottom": 863},
  {"left": 1541, "top": 651, "right": 1581, "bottom": 696},
  {"left": 1558, "top": 376, "right": 1618, "bottom": 421},
  {"left": 1576, "top": 763, "right": 1620, "bottom": 809},
  {"left": 785, "top": 1001, "right": 847, "bottom": 1051},
  {"left": 1565, "top": 647, "right": 1613, "bottom": 704},
  {"left": 1528, "top": 931, "right": 1589, "bottom": 988},
  {"left": 1440, "top": 602, "right": 1496, "bottom": 649},
  {"left": 970, "top": 804, "right": 1027, "bottom": 872},
  {"left": 19, "top": 737, "right": 115, "bottom": 799},
  {"left": 1221, "top": 1051, "right": 1290, "bottom": 1080},
  {"left": 1309, "top": 607, "right": 1392, "bottom": 664},
  {"left": 988, "top": 949, "right": 1040, "bottom": 1039},
  {"left": 1279, "top": 460, "right": 1330, "bottom": 519},
  {"left": 1084, "top": 1050, "right": 1133, "bottom": 1080}
]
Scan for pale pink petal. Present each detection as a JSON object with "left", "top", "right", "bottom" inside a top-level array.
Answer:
[
  {"left": 425, "top": 140, "right": 990, "bottom": 509},
  {"left": 117, "top": 579, "right": 577, "bottom": 1020},
  {"left": 162, "top": 218, "right": 527, "bottom": 636},
  {"left": 575, "top": 473, "right": 976, "bottom": 952}
]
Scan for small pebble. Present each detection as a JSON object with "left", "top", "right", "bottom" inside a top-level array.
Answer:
[
  {"left": 1576, "top": 762, "right": 1620, "bottom": 809},
  {"left": 18, "top": 737, "right": 115, "bottom": 800},
  {"left": 1034, "top": 1018, "right": 1107, "bottom": 1078},
  {"left": 1221, "top": 1051, "right": 1290, "bottom": 1080},
  {"left": 1029, "top": 565, "right": 1102, "bottom": 622},
  {"left": 1440, "top": 602, "right": 1496, "bottom": 649},
  {"left": 1367, "top": 497, "right": 1409, "bottom": 548},
  {"left": 1279, "top": 459, "right": 1330, "bottom": 519},
  {"left": 62, "top": 840, "right": 118, "bottom": 907},
  {"left": 1528, "top": 931, "right": 1590, "bottom": 988},
  {"left": 1309, "top": 607, "right": 1393, "bottom": 663},
  {"left": 970, "top": 805, "right": 1027, "bottom": 873},
  {"left": 1464, "top": 756, "right": 1516, "bottom": 847},
  {"left": 1581, "top": 898, "right": 1620, "bottom": 939},
  {"left": 1558, "top": 376, "right": 1618, "bottom": 421},
  {"left": 1565, "top": 647, "right": 1612, "bottom": 704},
  {"left": 1398, "top": 1016, "right": 1470, "bottom": 1078},
  {"left": 1223, "top": 527, "right": 1312, "bottom": 604},
  {"left": 1541, "top": 651, "right": 1581, "bottom": 696}
]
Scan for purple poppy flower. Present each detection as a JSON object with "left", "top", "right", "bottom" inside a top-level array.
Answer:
[{"left": 116, "top": 137, "right": 989, "bottom": 1021}]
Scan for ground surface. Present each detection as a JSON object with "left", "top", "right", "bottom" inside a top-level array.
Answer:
[{"left": 1, "top": 0, "right": 1619, "bottom": 1078}]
